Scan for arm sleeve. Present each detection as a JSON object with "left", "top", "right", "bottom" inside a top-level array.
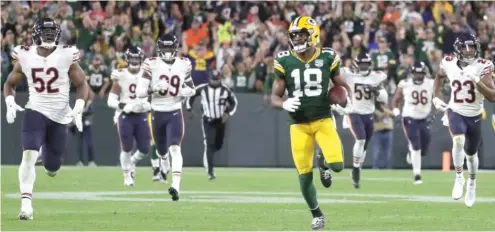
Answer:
[
  {"left": 183, "top": 58, "right": 193, "bottom": 82},
  {"left": 107, "top": 92, "right": 120, "bottom": 109},
  {"left": 110, "top": 69, "right": 121, "bottom": 81},
  {"left": 70, "top": 46, "right": 81, "bottom": 64},
  {"left": 274, "top": 58, "right": 286, "bottom": 80},
  {"left": 329, "top": 55, "right": 341, "bottom": 79},
  {"left": 142, "top": 58, "right": 152, "bottom": 74},
  {"left": 136, "top": 77, "right": 151, "bottom": 98},
  {"left": 226, "top": 88, "right": 238, "bottom": 116}
]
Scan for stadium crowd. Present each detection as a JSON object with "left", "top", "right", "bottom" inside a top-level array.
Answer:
[{"left": 2, "top": 1, "right": 495, "bottom": 96}]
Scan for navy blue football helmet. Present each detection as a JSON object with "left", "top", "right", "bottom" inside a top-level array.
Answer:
[
  {"left": 411, "top": 61, "right": 427, "bottom": 84},
  {"left": 32, "top": 18, "right": 61, "bottom": 48},
  {"left": 157, "top": 34, "right": 179, "bottom": 61},
  {"left": 454, "top": 33, "right": 480, "bottom": 64},
  {"left": 125, "top": 46, "right": 144, "bottom": 70},
  {"left": 352, "top": 51, "right": 372, "bottom": 76}
]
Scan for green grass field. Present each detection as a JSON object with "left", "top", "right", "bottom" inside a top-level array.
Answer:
[{"left": 2, "top": 166, "right": 495, "bottom": 231}]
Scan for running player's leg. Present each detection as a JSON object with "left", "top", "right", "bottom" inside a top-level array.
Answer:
[
  {"left": 314, "top": 118, "right": 344, "bottom": 188},
  {"left": 147, "top": 112, "right": 161, "bottom": 180},
  {"left": 447, "top": 109, "right": 468, "bottom": 200},
  {"left": 464, "top": 114, "right": 482, "bottom": 207},
  {"left": 42, "top": 120, "right": 68, "bottom": 176},
  {"left": 130, "top": 113, "right": 151, "bottom": 166},
  {"left": 290, "top": 123, "right": 324, "bottom": 224},
  {"left": 362, "top": 114, "right": 375, "bottom": 166},
  {"left": 117, "top": 114, "right": 135, "bottom": 186},
  {"left": 166, "top": 109, "right": 185, "bottom": 201},
  {"left": 347, "top": 114, "right": 367, "bottom": 188},
  {"left": 402, "top": 117, "right": 422, "bottom": 183},
  {"left": 83, "top": 119, "right": 95, "bottom": 166},
  {"left": 19, "top": 109, "right": 47, "bottom": 220}
]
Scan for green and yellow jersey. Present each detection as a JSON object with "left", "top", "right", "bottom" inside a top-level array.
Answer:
[{"left": 274, "top": 47, "right": 341, "bottom": 124}]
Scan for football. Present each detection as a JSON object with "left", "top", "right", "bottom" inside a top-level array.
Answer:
[{"left": 328, "top": 86, "right": 347, "bottom": 107}]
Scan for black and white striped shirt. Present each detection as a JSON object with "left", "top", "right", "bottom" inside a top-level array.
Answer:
[{"left": 186, "top": 84, "right": 238, "bottom": 120}]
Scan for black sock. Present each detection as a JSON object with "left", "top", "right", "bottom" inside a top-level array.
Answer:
[
  {"left": 207, "top": 149, "right": 214, "bottom": 174},
  {"left": 310, "top": 206, "right": 323, "bottom": 218}
]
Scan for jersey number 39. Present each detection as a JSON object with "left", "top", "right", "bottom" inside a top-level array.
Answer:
[{"left": 291, "top": 68, "right": 322, "bottom": 97}]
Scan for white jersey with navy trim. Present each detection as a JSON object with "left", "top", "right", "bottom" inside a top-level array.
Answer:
[
  {"left": 143, "top": 57, "right": 192, "bottom": 112},
  {"left": 11, "top": 45, "right": 80, "bottom": 124},
  {"left": 341, "top": 67, "right": 387, "bottom": 114},
  {"left": 399, "top": 78, "right": 434, "bottom": 119},
  {"left": 440, "top": 56, "right": 494, "bottom": 117}
]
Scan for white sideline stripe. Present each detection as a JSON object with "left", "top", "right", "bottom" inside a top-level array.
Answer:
[{"left": 5, "top": 190, "right": 495, "bottom": 203}]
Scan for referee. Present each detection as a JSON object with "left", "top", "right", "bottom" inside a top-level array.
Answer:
[{"left": 186, "top": 70, "right": 238, "bottom": 180}]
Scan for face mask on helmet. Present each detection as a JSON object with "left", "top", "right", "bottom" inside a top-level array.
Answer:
[
  {"left": 458, "top": 43, "right": 478, "bottom": 64},
  {"left": 288, "top": 29, "right": 311, "bottom": 53},
  {"left": 126, "top": 55, "right": 142, "bottom": 70},
  {"left": 353, "top": 59, "right": 371, "bottom": 76},
  {"left": 412, "top": 71, "right": 425, "bottom": 84},
  {"left": 34, "top": 24, "right": 60, "bottom": 49},
  {"left": 158, "top": 42, "right": 177, "bottom": 61}
]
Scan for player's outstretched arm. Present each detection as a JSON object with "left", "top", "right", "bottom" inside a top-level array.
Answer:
[
  {"left": 391, "top": 87, "right": 403, "bottom": 110},
  {"left": 475, "top": 73, "right": 495, "bottom": 102},
  {"left": 3, "top": 62, "right": 23, "bottom": 97},
  {"left": 136, "top": 71, "right": 158, "bottom": 98},
  {"left": 433, "top": 66, "right": 446, "bottom": 99},
  {"left": 270, "top": 78, "right": 286, "bottom": 109},
  {"left": 107, "top": 81, "right": 122, "bottom": 109},
  {"left": 69, "top": 63, "right": 89, "bottom": 103}
]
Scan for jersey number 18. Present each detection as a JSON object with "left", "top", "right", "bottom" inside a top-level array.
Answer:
[{"left": 290, "top": 68, "right": 322, "bottom": 97}]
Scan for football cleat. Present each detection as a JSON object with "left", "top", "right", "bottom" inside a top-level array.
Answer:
[
  {"left": 160, "top": 170, "right": 168, "bottom": 183},
  {"left": 168, "top": 187, "right": 179, "bottom": 201},
  {"left": 311, "top": 216, "right": 325, "bottom": 230},
  {"left": 124, "top": 172, "right": 135, "bottom": 187},
  {"left": 45, "top": 169, "right": 57, "bottom": 177},
  {"left": 152, "top": 167, "right": 163, "bottom": 182},
  {"left": 452, "top": 175, "right": 465, "bottom": 200},
  {"left": 317, "top": 154, "right": 332, "bottom": 188},
  {"left": 208, "top": 173, "right": 216, "bottom": 180},
  {"left": 414, "top": 175, "right": 423, "bottom": 185},
  {"left": 18, "top": 210, "right": 33, "bottom": 220},
  {"left": 351, "top": 167, "right": 360, "bottom": 189},
  {"left": 465, "top": 178, "right": 476, "bottom": 207}
]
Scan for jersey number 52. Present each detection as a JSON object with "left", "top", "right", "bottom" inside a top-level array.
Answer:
[
  {"left": 31, "top": 68, "right": 59, "bottom": 93},
  {"left": 291, "top": 68, "right": 322, "bottom": 97}
]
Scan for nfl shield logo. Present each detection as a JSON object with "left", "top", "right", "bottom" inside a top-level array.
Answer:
[{"left": 315, "top": 59, "right": 323, "bottom": 67}]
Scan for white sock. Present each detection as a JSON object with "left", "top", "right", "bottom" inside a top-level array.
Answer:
[
  {"left": 452, "top": 135, "right": 466, "bottom": 177},
  {"left": 169, "top": 145, "right": 183, "bottom": 191},
  {"left": 352, "top": 140, "right": 366, "bottom": 168},
  {"left": 150, "top": 158, "right": 159, "bottom": 168},
  {"left": 466, "top": 153, "right": 479, "bottom": 180},
  {"left": 130, "top": 151, "right": 146, "bottom": 164},
  {"left": 160, "top": 152, "right": 171, "bottom": 173},
  {"left": 19, "top": 150, "right": 39, "bottom": 207},
  {"left": 411, "top": 149, "right": 421, "bottom": 175},
  {"left": 360, "top": 150, "right": 367, "bottom": 166},
  {"left": 119, "top": 151, "right": 132, "bottom": 172}
]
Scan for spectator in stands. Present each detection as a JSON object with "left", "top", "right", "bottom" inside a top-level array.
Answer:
[
  {"left": 372, "top": 103, "right": 395, "bottom": 169},
  {"left": 188, "top": 40, "right": 215, "bottom": 85}
]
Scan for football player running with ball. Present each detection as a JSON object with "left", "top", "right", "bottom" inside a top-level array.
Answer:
[
  {"left": 271, "top": 16, "right": 351, "bottom": 230},
  {"left": 433, "top": 33, "right": 495, "bottom": 207},
  {"left": 4, "top": 18, "right": 89, "bottom": 220}
]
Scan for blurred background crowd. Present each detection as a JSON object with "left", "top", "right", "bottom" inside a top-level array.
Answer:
[{"left": 2, "top": 1, "right": 495, "bottom": 96}]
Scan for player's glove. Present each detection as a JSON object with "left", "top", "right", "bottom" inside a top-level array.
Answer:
[
  {"left": 66, "top": 99, "right": 85, "bottom": 132},
  {"left": 5, "top": 95, "right": 24, "bottom": 124},
  {"left": 392, "top": 108, "right": 401, "bottom": 117},
  {"left": 123, "top": 103, "right": 138, "bottom": 113},
  {"left": 432, "top": 97, "right": 448, "bottom": 111},
  {"left": 282, "top": 97, "right": 301, "bottom": 112},
  {"left": 179, "top": 85, "right": 195, "bottom": 97},
  {"left": 332, "top": 104, "right": 347, "bottom": 115},
  {"left": 152, "top": 80, "right": 169, "bottom": 93},
  {"left": 142, "top": 102, "right": 152, "bottom": 112}
]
